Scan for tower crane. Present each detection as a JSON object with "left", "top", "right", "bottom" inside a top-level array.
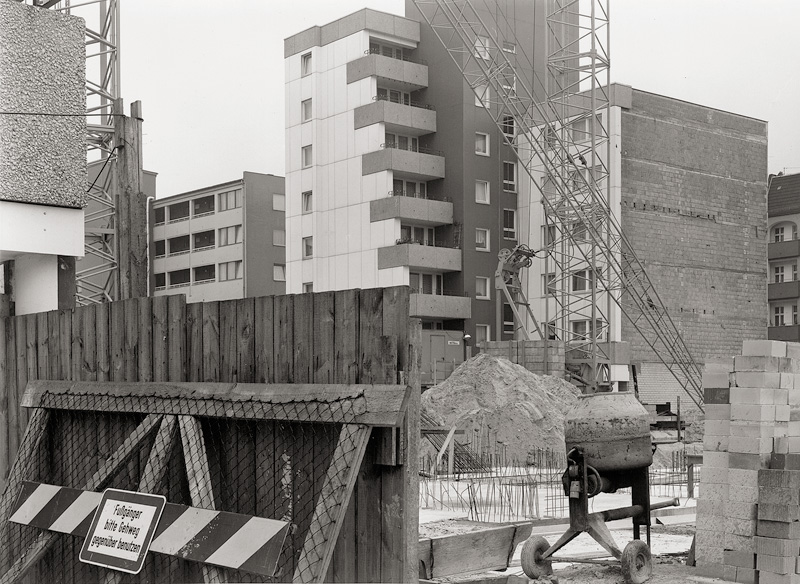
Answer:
[{"left": 410, "top": 0, "right": 704, "bottom": 409}]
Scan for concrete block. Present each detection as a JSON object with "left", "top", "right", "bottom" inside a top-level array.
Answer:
[
  {"left": 728, "top": 485, "right": 759, "bottom": 504},
  {"left": 776, "top": 436, "right": 791, "bottom": 454},
  {"left": 756, "top": 535, "right": 800, "bottom": 557},
  {"left": 704, "top": 433, "right": 729, "bottom": 452},
  {"left": 735, "top": 356, "right": 796, "bottom": 372},
  {"left": 789, "top": 437, "right": 800, "bottom": 451},
  {"left": 757, "top": 520, "right": 800, "bottom": 539},
  {"left": 734, "top": 567, "right": 757, "bottom": 584},
  {"left": 730, "top": 403, "right": 777, "bottom": 422},
  {"left": 703, "top": 370, "right": 732, "bottom": 389},
  {"left": 729, "top": 469, "right": 761, "bottom": 488},
  {"left": 697, "top": 513, "right": 727, "bottom": 532},
  {"left": 759, "top": 554, "right": 796, "bottom": 575},
  {"left": 759, "top": 503, "right": 800, "bottom": 522},
  {"left": 703, "top": 451, "right": 729, "bottom": 467},
  {"left": 723, "top": 565, "right": 738, "bottom": 583},
  {"left": 705, "top": 387, "right": 731, "bottom": 404},
  {"left": 759, "top": 572, "right": 800, "bottom": 584},
  {"left": 705, "top": 404, "right": 732, "bottom": 420},
  {"left": 728, "top": 452, "right": 770, "bottom": 470},
  {"left": 742, "top": 340, "right": 787, "bottom": 357},
  {"left": 786, "top": 342, "right": 800, "bottom": 360},
  {"left": 735, "top": 371, "right": 782, "bottom": 388},
  {"left": 759, "top": 485, "right": 800, "bottom": 504},
  {"left": 776, "top": 388, "right": 791, "bottom": 405},
  {"left": 697, "top": 499, "right": 726, "bottom": 515},
  {"left": 729, "top": 435, "right": 773, "bottom": 454},
  {"left": 725, "top": 532, "right": 756, "bottom": 552},
  {"left": 723, "top": 549, "right": 756, "bottom": 568},
  {"left": 730, "top": 386, "right": 776, "bottom": 404},
  {"left": 779, "top": 405, "right": 792, "bottom": 422},
  {"left": 759, "top": 469, "right": 800, "bottom": 488},
  {"left": 706, "top": 419, "right": 731, "bottom": 435},
  {"left": 791, "top": 406, "right": 800, "bottom": 421},
  {"left": 790, "top": 389, "right": 800, "bottom": 405},
  {"left": 700, "top": 466, "right": 729, "bottom": 484},
  {"left": 783, "top": 374, "right": 797, "bottom": 389},
  {"left": 789, "top": 421, "right": 800, "bottom": 435},
  {"left": 694, "top": 561, "right": 725, "bottom": 579},
  {"left": 727, "top": 502, "right": 759, "bottom": 520},
  {"left": 701, "top": 483, "right": 730, "bottom": 502},
  {"left": 726, "top": 516, "right": 757, "bottom": 536},
  {"left": 731, "top": 421, "right": 776, "bottom": 439}
]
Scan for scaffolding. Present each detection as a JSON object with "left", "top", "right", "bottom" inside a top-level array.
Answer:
[{"left": 410, "top": 0, "right": 703, "bottom": 408}]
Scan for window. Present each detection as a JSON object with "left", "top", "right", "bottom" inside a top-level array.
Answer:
[
  {"left": 475, "top": 132, "right": 489, "bottom": 156},
  {"left": 377, "top": 87, "right": 410, "bottom": 105},
  {"left": 302, "top": 236, "right": 313, "bottom": 258},
  {"left": 219, "top": 261, "right": 243, "bottom": 281},
  {"left": 369, "top": 42, "right": 405, "bottom": 60},
  {"left": 193, "top": 230, "right": 215, "bottom": 250},
  {"left": 273, "top": 264, "right": 286, "bottom": 282},
  {"left": 503, "top": 209, "right": 517, "bottom": 239},
  {"left": 154, "top": 273, "right": 166, "bottom": 290},
  {"left": 301, "top": 52, "right": 312, "bottom": 76},
  {"left": 301, "top": 145, "right": 313, "bottom": 168},
  {"left": 218, "top": 189, "right": 243, "bottom": 211},
  {"left": 153, "top": 240, "right": 166, "bottom": 258},
  {"left": 410, "top": 272, "right": 443, "bottom": 295},
  {"left": 775, "top": 265, "right": 786, "bottom": 284},
  {"left": 401, "top": 225, "right": 435, "bottom": 245},
  {"left": 501, "top": 115, "right": 515, "bottom": 139},
  {"left": 385, "top": 132, "right": 418, "bottom": 152},
  {"left": 193, "top": 195, "right": 214, "bottom": 216},
  {"left": 168, "top": 201, "right": 189, "bottom": 222},
  {"left": 169, "top": 269, "right": 190, "bottom": 287},
  {"left": 795, "top": 264, "right": 798, "bottom": 282},
  {"left": 475, "top": 83, "right": 490, "bottom": 107},
  {"left": 773, "top": 226, "right": 785, "bottom": 243},
  {"left": 795, "top": 305, "right": 798, "bottom": 326},
  {"left": 273, "top": 229, "right": 285, "bottom": 247},
  {"left": 572, "top": 269, "right": 595, "bottom": 292},
  {"left": 475, "top": 35, "right": 490, "bottom": 59},
  {"left": 542, "top": 224, "right": 556, "bottom": 247},
  {"left": 503, "top": 161, "right": 517, "bottom": 191},
  {"left": 572, "top": 220, "right": 588, "bottom": 242},
  {"left": 542, "top": 273, "right": 556, "bottom": 296},
  {"left": 168, "top": 235, "right": 190, "bottom": 255},
  {"left": 421, "top": 321, "right": 444, "bottom": 330},
  {"left": 502, "top": 71, "right": 516, "bottom": 95},
  {"left": 302, "top": 191, "right": 313, "bottom": 213},
  {"left": 475, "top": 324, "right": 490, "bottom": 345},
  {"left": 503, "top": 303, "right": 515, "bottom": 335},
  {"left": 476, "top": 276, "right": 490, "bottom": 300},
  {"left": 774, "top": 305, "right": 785, "bottom": 327},
  {"left": 392, "top": 179, "right": 426, "bottom": 198},
  {"left": 476, "top": 228, "right": 490, "bottom": 251},
  {"left": 475, "top": 180, "right": 490, "bottom": 204},
  {"left": 502, "top": 41, "right": 516, "bottom": 54},
  {"left": 273, "top": 193, "right": 285, "bottom": 211},
  {"left": 301, "top": 98, "right": 312, "bottom": 122},
  {"left": 572, "top": 320, "right": 589, "bottom": 340},
  {"left": 219, "top": 225, "right": 243, "bottom": 246},
  {"left": 193, "top": 264, "right": 215, "bottom": 283},
  {"left": 303, "top": 282, "right": 314, "bottom": 293},
  {"left": 154, "top": 207, "right": 165, "bottom": 225}
]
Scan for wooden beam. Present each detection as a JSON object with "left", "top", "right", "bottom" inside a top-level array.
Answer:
[
  {"left": 0, "top": 413, "right": 163, "bottom": 584},
  {"left": 293, "top": 424, "right": 371, "bottom": 583},
  {"left": 22, "top": 380, "right": 412, "bottom": 427},
  {"left": 178, "top": 415, "right": 227, "bottom": 584}
]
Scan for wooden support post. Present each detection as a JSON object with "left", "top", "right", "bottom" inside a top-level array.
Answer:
[
  {"left": 293, "top": 424, "right": 372, "bottom": 583},
  {"left": 178, "top": 415, "right": 227, "bottom": 584},
  {"left": 0, "top": 413, "right": 163, "bottom": 584}
]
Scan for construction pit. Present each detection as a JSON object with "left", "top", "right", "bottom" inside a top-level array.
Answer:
[{"left": 418, "top": 352, "right": 706, "bottom": 584}]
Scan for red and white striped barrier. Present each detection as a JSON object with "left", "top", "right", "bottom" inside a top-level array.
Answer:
[{"left": 10, "top": 481, "right": 290, "bottom": 576}]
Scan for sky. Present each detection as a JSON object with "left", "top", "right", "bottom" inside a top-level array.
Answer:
[{"left": 119, "top": 0, "right": 800, "bottom": 197}]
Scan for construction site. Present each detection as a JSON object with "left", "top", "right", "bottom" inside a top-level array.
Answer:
[{"left": 0, "top": 0, "right": 793, "bottom": 583}]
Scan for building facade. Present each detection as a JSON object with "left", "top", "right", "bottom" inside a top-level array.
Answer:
[
  {"left": 767, "top": 172, "right": 800, "bottom": 341},
  {"left": 522, "top": 85, "right": 768, "bottom": 408},
  {"left": 284, "top": 2, "right": 551, "bottom": 349},
  {"left": 150, "top": 172, "right": 285, "bottom": 303}
]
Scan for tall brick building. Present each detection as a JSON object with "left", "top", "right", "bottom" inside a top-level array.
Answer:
[{"left": 525, "top": 84, "right": 769, "bottom": 410}]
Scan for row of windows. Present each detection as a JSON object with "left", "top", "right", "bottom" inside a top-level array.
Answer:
[
  {"left": 154, "top": 190, "right": 245, "bottom": 225},
  {"left": 773, "top": 304, "right": 798, "bottom": 326},
  {"left": 153, "top": 225, "right": 265, "bottom": 257},
  {"left": 472, "top": 317, "right": 604, "bottom": 344},
  {"left": 773, "top": 264, "right": 798, "bottom": 283},
  {"left": 153, "top": 261, "right": 243, "bottom": 289}
]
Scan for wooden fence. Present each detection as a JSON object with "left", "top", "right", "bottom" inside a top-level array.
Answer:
[{"left": 0, "top": 286, "right": 420, "bottom": 582}]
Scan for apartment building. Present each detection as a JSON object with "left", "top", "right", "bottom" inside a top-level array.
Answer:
[
  {"left": 284, "top": 2, "right": 550, "bottom": 355},
  {"left": 150, "top": 172, "right": 285, "bottom": 303},
  {"left": 767, "top": 172, "right": 800, "bottom": 341}
]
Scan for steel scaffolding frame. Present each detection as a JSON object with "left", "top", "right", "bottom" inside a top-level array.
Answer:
[
  {"left": 410, "top": 0, "right": 703, "bottom": 407},
  {"left": 37, "top": 0, "right": 121, "bottom": 304}
]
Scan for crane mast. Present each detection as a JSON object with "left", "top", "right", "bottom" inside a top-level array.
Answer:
[{"left": 410, "top": 0, "right": 703, "bottom": 408}]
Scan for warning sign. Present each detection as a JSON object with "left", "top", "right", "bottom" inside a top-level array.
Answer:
[{"left": 79, "top": 489, "right": 166, "bottom": 574}]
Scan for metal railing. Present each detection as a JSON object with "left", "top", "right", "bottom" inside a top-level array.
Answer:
[
  {"left": 372, "top": 94, "right": 435, "bottom": 110},
  {"left": 381, "top": 142, "right": 443, "bottom": 156},
  {"left": 364, "top": 48, "right": 427, "bottom": 65},
  {"left": 395, "top": 237, "right": 460, "bottom": 249}
]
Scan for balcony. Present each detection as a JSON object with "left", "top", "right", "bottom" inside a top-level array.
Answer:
[
  {"left": 769, "top": 239, "right": 800, "bottom": 260},
  {"left": 362, "top": 145, "right": 445, "bottom": 181},
  {"left": 768, "top": 324, "right": 800, "bottom": 342},
  {"left": 410, "top": 293, "right": 471, "bottom": 320},
  {"left": 768, "top": 280, "right": 800, "bottom": 301},
  {"left": 370, "top": 193, "right": 452, "bottom": 226},
  {"left": 354, "top": 97, "right": 436, "bottom": 135},
  {"left": 347, "top": 52, "right": 428, "bottom": 90},
  {"left": 378, "top": 241, "right": 461, "bottom": 271}
]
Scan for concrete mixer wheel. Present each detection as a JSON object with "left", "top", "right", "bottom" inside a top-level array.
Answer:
[
  {"left": 621, "top": 539, "right": 652, "bottom": 584},
  {"left": 520, "top": 536, "right": 552, "bottom": 579}
]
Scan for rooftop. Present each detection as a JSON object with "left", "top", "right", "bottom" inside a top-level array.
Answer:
[{"left": 768, "top": 172, "right": 800, "bottom": 217}]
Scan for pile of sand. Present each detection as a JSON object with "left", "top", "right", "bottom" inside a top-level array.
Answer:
[{"left": 421, "top": 353, "right": 581, "bottom": 462}]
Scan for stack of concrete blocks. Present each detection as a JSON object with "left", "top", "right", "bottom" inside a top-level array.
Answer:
[
  {"left": 482, "top": 340, "right": 565, "bottom": 378},
  {"left": 696, "top": 340, "right": 800, "bottom": 583}
]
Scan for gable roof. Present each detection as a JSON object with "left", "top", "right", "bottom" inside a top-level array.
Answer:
[{"left": 768, "top": 172, "right": 800, "bottom": 217}]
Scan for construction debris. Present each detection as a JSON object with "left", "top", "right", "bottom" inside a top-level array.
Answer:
[{"left": 421, "top": 353, "right": 581, "bottom": 462}]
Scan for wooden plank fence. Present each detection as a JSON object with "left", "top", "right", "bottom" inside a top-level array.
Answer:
[{"left": 0, "top": 286, "right": 420, "bottom": 583}]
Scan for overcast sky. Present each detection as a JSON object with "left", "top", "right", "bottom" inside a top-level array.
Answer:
[{"left": 120, "top": 0, "right": 800, "bottom": 197}]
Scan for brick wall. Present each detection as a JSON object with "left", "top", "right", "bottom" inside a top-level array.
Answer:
[{"left": 620, "top": 89, "right": 768, "bottom": 365}]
